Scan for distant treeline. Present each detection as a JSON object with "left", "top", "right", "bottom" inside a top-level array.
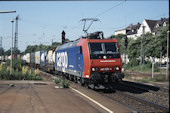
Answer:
[{"left": 0, "top": 38, "right": 71, "bottom": 56}]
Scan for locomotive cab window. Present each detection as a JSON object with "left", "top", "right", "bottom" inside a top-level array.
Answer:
[
  {"left": 89, "top": 43, "right": 104, "bottom": 54},
  {"left": 89, "top": 42, "right": 120, "bottom": 59},
  {"left": 104, "top": 43, "right": 119, "bottom": 54}
]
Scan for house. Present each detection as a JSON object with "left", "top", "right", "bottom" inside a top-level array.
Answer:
[
  {"left": 114, "top": 23, "right": 141, "bottom": 40},
  {"left": 114, "top": 17, "right": 169, "bottom": 64},
  {"left": 137, "top": 18, "right": 169, "bottom": 37},
  {"left": 115, "top": 18, "right": 169, "bottom": 40},
  {"left": 137, "top": 19, "right": 158, "bottom": 37},
  {"left": 115, "top": 29, "right": 126, "bottom": 35},
  {"left": 126, "top": 23, "right": 141, "bottom": 39},
  {"left": 152, "top": 18, "right": 169, "bottom": 35}
]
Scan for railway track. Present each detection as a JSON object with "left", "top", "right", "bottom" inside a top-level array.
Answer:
[
  {"left": 122, "top": 80, "right": 169, "bottom": 93},
  {"left": 100, "top": 88, "right": 169, "bottom": 113},
  {"left": 38, "top": 69, "right": 169, "bottom": 113},
  {"left": 102, "top": 83, "right": 169, "bottom": 113},
  {"left": 121, "top": 81, "right": 168, "bottom": 97}
]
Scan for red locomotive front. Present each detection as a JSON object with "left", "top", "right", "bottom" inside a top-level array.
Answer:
[{"left": 77, "top": 37, "right": 124, "bottom": 84}]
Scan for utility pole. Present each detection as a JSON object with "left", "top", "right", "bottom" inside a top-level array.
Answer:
[
  {"left": 0, "top": 37, "right": 2, "bottom": 56},
  {"left": 160, "top": 46, "right": 162, "bottom": 75},
  {"left": 152, "top": 57, "right": 155, "bottom": 78},
  {"left": 166, "top": 31, "right": 169, "bottom": 79},
  {"left": 140, "top": 25, "right": 145, "bottom": 65},
  {"left": 124, "top": 35, "right": 128, "bottom": 71},
  {"left": 140, "top": 33, "right": 143, "bottom": 65},
  {"left": 14, "top": 15, "right": 19, "bottom": 59},
  {"left": 143, "top": 26, "right": 145, "bottom": 65},
  {"left": 10, "top": 19, "right": 14, "bottom": 75},
  {"left": 0, "top": 36, "right": 2, "bottom": 48},
  {"left": 0, "top": 10, "right": 16, "bottom": 75}
]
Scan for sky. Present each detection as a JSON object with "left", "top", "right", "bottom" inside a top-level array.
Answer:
[{"left": 0, "top": 1, "right": 169, "bottom": 52}]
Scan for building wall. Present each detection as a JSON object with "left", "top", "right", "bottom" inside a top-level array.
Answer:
[
  {"left": 115, "top": 29, "right": 126, "bottom": 35},
  {"left": 137, "top": 20, "right": 151, "bottom": 37},
  {"left": 127, "top": 34, "right": 138, "bottom": 40}
]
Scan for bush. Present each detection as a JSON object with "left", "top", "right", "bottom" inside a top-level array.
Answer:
[
  {"left": 5, "top": 59, "right": 23, "bottom": 71},
  {"left": 126, "top": 59, "right": 139, "bottom": 69},
  {"left": 55, "top": 78, "right": 70, "bottom": 88},
  {"left": 63, "top": 80, "right": 70, "bottom": 88},
  {"left": 0, "top": 61, "right": 42, "bottom": 80},
  {"left": 55, "top": 78, "right": 61, "bottom": 84},
  {"left": 145, "top": 60, "right": 152, "bottom": 68},
  {"left": 0, "top": 67, "right": 10, "bottom": 80},
  {"left": 13, "top": 59, "right": 23, "bottom": 71}
]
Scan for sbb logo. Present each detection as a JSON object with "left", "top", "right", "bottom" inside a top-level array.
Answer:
[{"left": 56, "top": 52, "right": 68, "bottom": 68}]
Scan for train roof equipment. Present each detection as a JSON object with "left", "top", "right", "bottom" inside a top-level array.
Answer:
[{"left": 81, "top": 18, "right": 100, "bottom": 36}]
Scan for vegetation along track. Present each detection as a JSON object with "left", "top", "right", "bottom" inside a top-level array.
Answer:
[{"left": 38, "top": 69, "right": 169, "bottom": 113}]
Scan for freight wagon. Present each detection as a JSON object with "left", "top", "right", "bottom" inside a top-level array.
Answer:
[
  {"left": 46, "top": 49, "right": 55, "bottom": 73},
  {"left": 35, "top": 50, "right": 47, "bottom": 68},
  {"left": 30, "top": 53, "right": 35, "bottom": 67}
]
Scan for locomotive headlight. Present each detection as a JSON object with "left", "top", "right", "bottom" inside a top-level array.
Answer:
[
  {"left": 92, "top": 68, "right": 95, "bottom": 71},
  {"left": 91, "top": 68, "right": 98, "bottom": 72},
  {"left": 114, "top": 67, "right": 120, "bottom": 71}
]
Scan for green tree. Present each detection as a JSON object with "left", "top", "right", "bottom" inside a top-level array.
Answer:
[
  {"left": 127, "top": 37, "right": 141, "bottom": 59},
  {"left": 151, "top": 24, "right": 169, "bottom": 57},
  {"left": 126, "top": 24, "right": 169, "bottom": 63},
  {"left": 4, "top": 49, "right": 11, "bottom": 56},
  {"left": 24, "top": 41, "right": 61, "bottom": 53},
  {"left": 14, "top": 49, "right": 21, "bottom": 55},
  {"left": 0, "top": 48, "right": 4, "bottom": 55}
]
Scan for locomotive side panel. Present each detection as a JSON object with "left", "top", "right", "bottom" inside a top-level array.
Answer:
[
  {"left": 77, "top": 39, "right": 91, "bottom": 79},
  {"left": 67, "top": 47, "right": 78, "bottom": 76},
  {"left": 55, "top": 49, "right": 68, "bottom": 73},
  {"left": 76, "top": 46, "right": 84, "bottom": 77},
  {"left": 55, "top": 45, "right": 84, "bottom": 77}
]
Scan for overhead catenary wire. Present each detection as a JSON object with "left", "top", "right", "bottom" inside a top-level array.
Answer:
[
  {"left": 67, "top": 1, "right": 126, "bottom": 33},
  {"left": 95, "top": 1, "right": 126, "bottom": 18}
]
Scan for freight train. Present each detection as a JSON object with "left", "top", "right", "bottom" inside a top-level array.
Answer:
[
  {"left": 55, "top": 31, "right": 124, "bottom": 86},
  {"left": 1, "top": 31, "right": 124, "bottom": 86}
]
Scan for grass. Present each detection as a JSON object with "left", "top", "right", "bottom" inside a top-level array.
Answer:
[
  {"left": 54, "top": 77, "right": 70, "bottom": 88},
  {"left": 152, "top": 77, "right": 169, "bottom": 82},
  {"left": 124, "top": 62, "right": 169, "bottom": 83},
  {"left": 124, "top": 75, "right": 169, "bottom": 83},
  {"left": 126, "top": 65, "right": 160, "bottom": 73},
  {"left": 136, "top": 77, "right": 169, "bottom": 83}
]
